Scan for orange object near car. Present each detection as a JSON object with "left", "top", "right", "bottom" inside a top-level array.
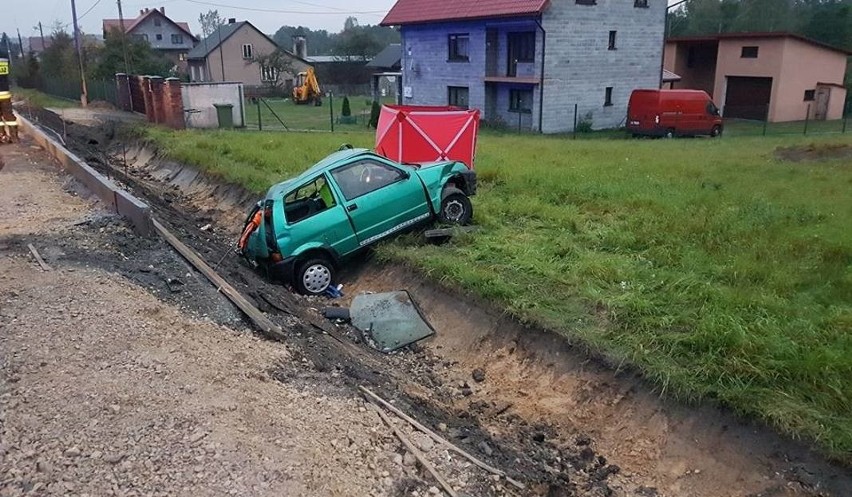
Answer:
[{"left": 627, "top": 89, "right": 723, "bottom": 138}]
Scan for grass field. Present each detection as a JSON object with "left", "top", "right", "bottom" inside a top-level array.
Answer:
[
  {"left": 244, "top": 95, "right": 397, "bottom": 132},
  {"left": 13, "top": 88, "right": 79, "bottom": 109},
  {"left": 141, "top": 125, "right": 852, "bottom": 463}
]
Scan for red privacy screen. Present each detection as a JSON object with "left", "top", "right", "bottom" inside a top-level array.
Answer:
[{"left": 375, "top": 105, "right": 480, "bottom": 169}]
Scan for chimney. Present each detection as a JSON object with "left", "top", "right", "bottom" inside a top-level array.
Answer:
[
  {"left": 160, "top": 7, "right": 165, "bottom": 14},
  {"left": 228, "top": 18, "right": 236, "bottom": 24},
  {"left": 292, "top": 35, "right": 307, "bottom": 59},
  {"left": 139, "top": 9, "right": 144, "bottom": 15}
]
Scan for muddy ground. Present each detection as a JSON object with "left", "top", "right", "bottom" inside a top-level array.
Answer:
[{"left": 6, "top": 105, "right": 852, "bottom": 497}]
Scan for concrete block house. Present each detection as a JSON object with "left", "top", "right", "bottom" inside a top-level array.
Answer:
[{"left": 381, "top": 0, "right": 667, "bottom": 133}]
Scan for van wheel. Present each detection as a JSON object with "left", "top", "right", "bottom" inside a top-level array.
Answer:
[
  {"left": 295, "top": 256, "right": 334, "bottom": 295},
  {"left": 665, "top": 129, "right": 675, "bottom": 139},
  {"left": 711, "top": 125, "right": 722, "bottom": 138}
]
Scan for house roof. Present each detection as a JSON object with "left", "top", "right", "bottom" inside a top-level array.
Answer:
[
  {"left": 187, "top": 21, "right": 311, "bottom": 65},
  {"left": 381, "top": 0, "right": 549, "bottom": 26},
  {"left": 367, "top": 44, "right": 401, "bottom": 69},
  {"left": 103, "top": 8, "right": 196, "bottom": 41},
  {"left": 667, "top": 32, "right": 852, "bottom": 55}
]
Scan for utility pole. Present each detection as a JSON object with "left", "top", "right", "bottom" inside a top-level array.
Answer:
[
  {"left": 116, "top": 0, "right": 129, "bottom": 74},
  {"left": 16, "top": 29, "right": 24, "bottom": 59},
  {"left": 2, "top": 34, "right": 12, "bottom": 68},
  {"left": 38, "top": 22, "right": 45, "bottom": 54},
  {"left": 70, "top": 0, "right": 89, "bottom": 106}
]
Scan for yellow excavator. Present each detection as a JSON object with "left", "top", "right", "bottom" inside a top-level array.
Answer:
[{"left": 292, "top": 67, "right": 322, "bottom": 106}]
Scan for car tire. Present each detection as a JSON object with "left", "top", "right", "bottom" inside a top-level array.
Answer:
[
  {"left": 295, "top": 256, "right": 334, "bottom": 295},
  {"left": 711, "top": 125, "right": 722, "bottom": 138},
  {"left": 665, "top": 129, "right": 675, "bottom": 139},
  {"left": 439, "top": 187, "right": 473, "bottom": 225}
]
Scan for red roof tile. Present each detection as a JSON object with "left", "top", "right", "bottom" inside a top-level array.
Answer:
[{"left": 381, "top": 0, "right": 549, "bottom": 25}]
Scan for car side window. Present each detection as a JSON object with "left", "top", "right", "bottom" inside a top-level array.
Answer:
[
  {"left": 331, "top": 160, "right": 405, "bottom": 201},
  {"left": 284, "top": 175, "right": 336, "bottom": 225}
]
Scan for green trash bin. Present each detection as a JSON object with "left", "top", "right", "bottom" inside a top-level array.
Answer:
[{"left": 213, "top": 103, "right": 234, "bottom": 129}]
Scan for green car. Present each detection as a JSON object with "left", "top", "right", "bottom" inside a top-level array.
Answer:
[{"left": 239, "top": 147, "right": 476, "bottom": 295}]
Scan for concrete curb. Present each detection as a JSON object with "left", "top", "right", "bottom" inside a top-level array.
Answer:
[{"left": 15, "top": 113, "right": 153, "bottom": 237}]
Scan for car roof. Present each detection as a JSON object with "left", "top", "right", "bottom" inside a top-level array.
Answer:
[{"left": 266, "top": 147, "right": 376, "bottom": 199}]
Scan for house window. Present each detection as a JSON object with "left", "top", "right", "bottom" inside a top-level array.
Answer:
[
  {"left": 179, "top": 52, "right": 187, "bottom": 61},
  {"left": 509, "top": 89, "right": 533, "bottom": 113},
  {"left": 154, "top": 18, "right": 162, "bottom": 27},
  {"left": 634, "top": 0, "right": 649, "bottom": 7},
  {"left": 448, "top": 34, "right": 470, "bottom": 62},
  {"left": 448, "top": 86, "right": 469, "bottom": 108},
  {"left": 608, "top": 31, "right": 617, "bottom": 50},
  {"left": 261, "top": 65, "right": 279, "bottom": 82},
  {"left": 171, "top": 34, "right": 183, "bottom": 45},
  {"left": 155, "top": 34, "right": 163, "bottom": 41},
  {"left": 604, "top": 87, "right": 613, "bottom": 106},
  {"left": 508, "top": 32, "right": 535, "bottom": 63},
  {"left": 576, "top": 0, "right": 597, "bottom": 5},
  {"left": 804, "top": 89, "right": 816, "bottom": 101},
  {"left": 687, "top": 46, "right": 696, "bottom": 68},
  {"left": 741, "top": 46, "right": 759, "bottom": 58},
  {"left": 242, "top": 44, "right": 253, "bottom": 59},
  {"left": 132, "top": 34, "right": 148, "bottom": 42}
]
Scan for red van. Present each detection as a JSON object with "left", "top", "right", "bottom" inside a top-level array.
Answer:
[{"left": 627, "top": 89, "right": 723, "bottom": 138}]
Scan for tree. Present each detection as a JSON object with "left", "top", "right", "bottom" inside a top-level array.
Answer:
[
  {"left": 332, "top": 18, "right": 382, "bottom": 61},
  {"left": 369, "top": 100, "right": 381, "bottom": 128},
  {"left": 198, "top": 10, "right": 224, "bottom": 38},
  {"left": 341, "top": 95, "right": 351, "bottom": 117},
  {"left": 91, "top": 29, "right": 173, "bottom": 79},
  {"left": 253, "top": 49, "right": 294, "bottom": 89},
  {"left": 40, "top": 28, "right": 78, "bottom": 82}
]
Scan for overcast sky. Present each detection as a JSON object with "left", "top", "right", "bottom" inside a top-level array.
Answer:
[{"left": 2, "top": 0, "right": 399, "bottom": 41}]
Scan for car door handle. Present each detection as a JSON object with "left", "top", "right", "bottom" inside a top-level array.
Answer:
[{"left": 347, "top": 204, "right": 358, "bottom": 212}]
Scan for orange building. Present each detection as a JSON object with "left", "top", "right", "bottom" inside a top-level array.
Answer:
[{"left": 664, "top": 33, "right": 849, "bottom": 122}]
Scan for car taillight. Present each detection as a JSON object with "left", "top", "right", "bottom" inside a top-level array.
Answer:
[{"left": 654, "top": 115, "right": 660, "bottom": 124}]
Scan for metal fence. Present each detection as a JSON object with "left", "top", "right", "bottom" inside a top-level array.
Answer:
[
  {"left": 721, "top": 102, "right": 851, "bottom": 137},
  {"left": 244, "top": 95, "right": 383, "bottom": 133},
  {"left": 37, "top": 78, "right": 119, "bottom": 107}
]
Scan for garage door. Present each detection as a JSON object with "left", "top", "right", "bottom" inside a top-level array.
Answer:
[{"left": 724, "top": 76, "right": 772, "bottom": 120}]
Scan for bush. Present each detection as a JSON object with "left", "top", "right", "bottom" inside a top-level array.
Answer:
[
  {"left": 341, "top": 96, "right": 351, "bottom": 117},
  {"left": 369, "top": 100, "right": 381, "bottom": 128},
  {"left": 575, "top": 111, "right": 594, "bottom": 133}
]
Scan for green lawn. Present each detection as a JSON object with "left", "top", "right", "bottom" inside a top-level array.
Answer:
[
  {"left": 244, "top": 95, "right": 396, "bottom": 132},
  {"left": 13, "top": 88, "right": 79, "bottom": 109},
  {"left": 141, "top": 125, "right": 852, "bottom": 464}
]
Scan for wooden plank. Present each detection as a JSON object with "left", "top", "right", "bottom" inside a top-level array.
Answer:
[
  {"left": 424, "top": 226, "right": 479, "bottom": 239},
  {"left": 152, "top": 219, "right": 286, "bottom": 340},
  {"left": 359, "top": 386, "right": 525, "bottom": 490},
  {"left": 27, "top": 244, "right": 52, "bottom": 271},
  {"left": 368, "top": 403, "right": 459, "bottom": 497}
]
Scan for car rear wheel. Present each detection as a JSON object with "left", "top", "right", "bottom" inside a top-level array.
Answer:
[
  {"left": 439, "top": 187, "right": 473, "bottom": 225},
  {"left": 711, "top": 125, "right": 722, "bottom": 138},
  {"left": 295, "top": 256, "right": 334, "bottom": 295},
  {"left": 665, "top": 128, "right": 675, "bottom": 139}
]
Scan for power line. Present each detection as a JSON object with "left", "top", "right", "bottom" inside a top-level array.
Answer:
[
  {"left": 78, "top": 0, "right": 104, "bottom": 21},
  {"left": 183, "top": 0, "right": 387, "bottom": 15}
]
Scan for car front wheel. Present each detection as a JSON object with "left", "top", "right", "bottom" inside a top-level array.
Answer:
[
  {"left": 439, "top": 187, "right": 473, "bottom": 225},
  {"left": 295, "top": 256, "right": 334, "bottom": 295}
]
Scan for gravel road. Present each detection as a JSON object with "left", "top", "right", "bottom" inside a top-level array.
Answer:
[{"left": 0, "top": 143, "right": 409, "bottom": 496}]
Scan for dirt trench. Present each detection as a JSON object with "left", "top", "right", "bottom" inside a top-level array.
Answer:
[{"left": 27, "top": 108, "right": 852, "bottom": 497}]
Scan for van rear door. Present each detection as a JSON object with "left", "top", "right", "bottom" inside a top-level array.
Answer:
[{"left": 628, "top": 90, "right": 659, "bottom": 134}]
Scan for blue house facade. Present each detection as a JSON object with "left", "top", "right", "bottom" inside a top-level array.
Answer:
[{"left": 383, "top": 0, "right": 667, "bottom": 133}]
